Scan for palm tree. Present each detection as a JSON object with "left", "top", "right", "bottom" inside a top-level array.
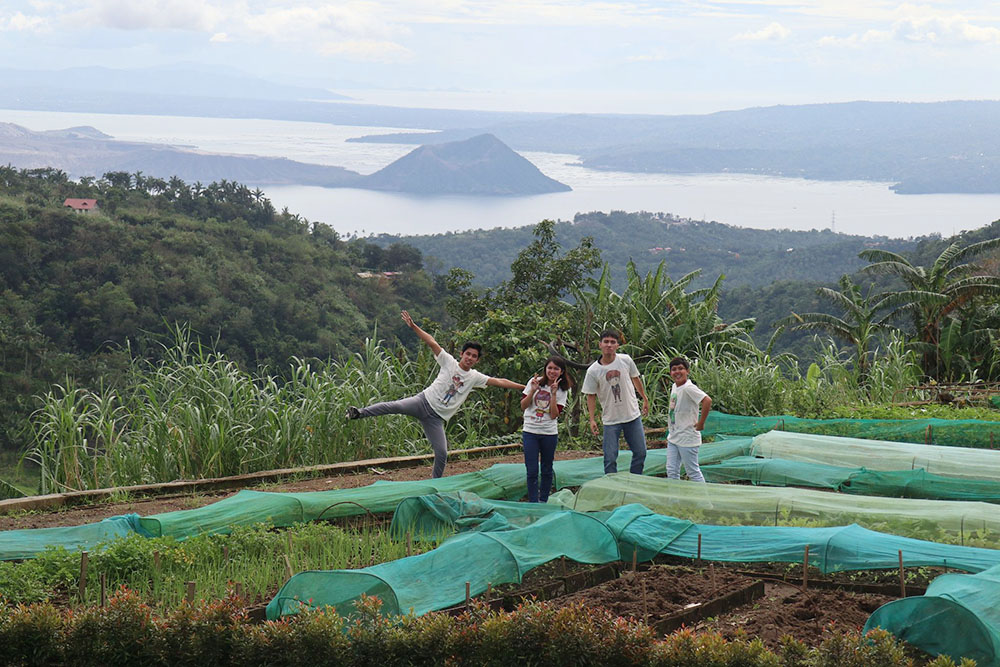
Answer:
[
  {"left": 778, "top": 275, "right": 936, "bottom": 381},
  {"left": 859, "top": 238, "right": 1000, "bottom": 378}
]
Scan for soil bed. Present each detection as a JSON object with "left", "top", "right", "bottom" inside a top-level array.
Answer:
[
  {"left": 545, "top": 564, "right": 896, "bottom": 650},
  {"left": 695, "top": 581, "right": 893, "bottom": 649}
]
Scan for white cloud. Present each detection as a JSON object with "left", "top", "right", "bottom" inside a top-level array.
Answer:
[
  {"left": 733, "top": 21, "right": 790, "bottom": 41},
  {"left": 209, "top": 31, "right": 230, "bottom": 42},
  {"left": 66, "top": 0, "right": 223, "bottom": 31},
  {"left": 0, "top": 11, "right": 48, "bottom": 31},
  {"left": 242, "top": 4, "right": 400, "bottom": 43},
  {"left": 820, "top": 10, "right": 1000, "bottom": 48},
  {"left": 318, "top": 39, "right": 414, "bottom": 62}
]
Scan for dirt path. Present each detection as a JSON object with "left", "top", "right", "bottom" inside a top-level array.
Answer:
[{"left": 0, "top": 449, "right": 598, "bottom": 531}]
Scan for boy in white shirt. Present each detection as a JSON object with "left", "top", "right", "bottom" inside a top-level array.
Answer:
[
  {"left": 582, "top": 330, "right": 650, "bottom": 474},
  {"left": 346, "top": 310, "right": 524, "bottom": 478},
  {"left": 666, "top": 356, "right": 712, "bottom": 482}
]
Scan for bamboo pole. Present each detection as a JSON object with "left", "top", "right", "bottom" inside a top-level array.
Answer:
[
  {"left": 898, "top": 551, "right": 906, "bottom": 598},
  {"left": 803, "top": 545, "right": 810, "bottom": 590},
  {"left": 78, "top": 551, "right": 89, "bottom": 601}
]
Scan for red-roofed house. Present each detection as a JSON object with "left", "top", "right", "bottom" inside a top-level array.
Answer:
[{"left": 63, "top": 198, "right": 98, "bottom": 213}]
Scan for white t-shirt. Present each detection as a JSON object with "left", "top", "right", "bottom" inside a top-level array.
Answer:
[
  {"left": 422, "top": 350, "right": 490, "bottom": 421},
  {"left": 581, "top": 353, "right": 641, "bottom": 425},
  {"left": 668, "top": 379, "right": 708, "bottom": 447},
  {"left": 521, "top": 380, "right": 568, "bottom": 435}
]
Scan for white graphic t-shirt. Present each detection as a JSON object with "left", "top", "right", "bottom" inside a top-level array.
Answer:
[
  {"left": 668, "top": 380, "right": 708, "bottom": 447},
  {"left": 581, "top": 353, "right": 641, "bottom": 425},
  {"left": 422, "top": 350, "right": 490, "bottom": 421},
  {"left": 521, "top": 381, "right": 569, "bottom": 435}
]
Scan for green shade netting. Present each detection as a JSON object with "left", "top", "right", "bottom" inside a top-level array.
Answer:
[
  {"left": 750, "top": 430, "right": 1000, "bottom": 481},
  {"left": 704, "top": 412, "right": 1000, "bottom": 448},
  {"left": 267, "top": 494, "right": 1000, "bottom": 620},
  {"left": 3, "top": 448, "right": 684, "bottom": 559},
  {"left": 865, "top": 564, "right": 1000, "bottom": 667},
  {"left": 703, "top": 456, "right": 849, "bottom": 489},
  {"left": 138, "top": 469, "right": 525, "bottom": 540},
  {"left": 393, "top": 494, "right": 1000, "bottom": 574},
  {"left": 702, "top": 456, "right": 1000, "bottom": 503},
  {"left": 564, "top": 473, "right": 1000, "bottom": 546},
  {"left": 0, "top": 514, "right": 146, "bottom": 561},
  {"left": 265, "top": 510, "right": 621, "bottom": 620}
]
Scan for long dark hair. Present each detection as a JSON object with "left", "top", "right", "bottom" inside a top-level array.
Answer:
[{"left": 541, "top": 355, "right": 573, "bottom": 392}]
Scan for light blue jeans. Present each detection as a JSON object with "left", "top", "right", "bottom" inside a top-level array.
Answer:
[
  {"left": 602, "top": 417, "right": 647, "bottom": 474},
  {"left": 666, "top": 442, "right": 705, "bottom": 482}
]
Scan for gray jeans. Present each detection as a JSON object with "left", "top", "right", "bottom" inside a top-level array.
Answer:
[{"left": 358, "top": 393, "right": 448, "bottom": 478}]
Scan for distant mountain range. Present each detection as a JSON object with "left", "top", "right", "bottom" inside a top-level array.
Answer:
[
  {"left": 351, "top": 101, "right": 1000, "bottom": 195},
  {"left": 0, "top": 122, "right": 361, "bottom": 187},
  {"left": 3, "top": 66, "right": 1000, "bottom": 194},
  {"left": 0, "top": 124, "right": 565, "bottom": 196}
]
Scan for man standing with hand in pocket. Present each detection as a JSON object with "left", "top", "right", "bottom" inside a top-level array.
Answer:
[{"left": 583, "top": 329, "right": 649, "bottom": 475}]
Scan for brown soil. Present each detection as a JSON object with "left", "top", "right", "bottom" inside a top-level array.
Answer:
[
  {"left": 552, "top": 565, "right": 755, "bottom": 622},
  {"left": 696, "top": 581, "right": 892, "bottom": 649},
  {"left": 0, "top": 449, "right": 597, "bottom": 531},
  {"left": 547, "top": 564, "right": 894, "bottom": 650}
]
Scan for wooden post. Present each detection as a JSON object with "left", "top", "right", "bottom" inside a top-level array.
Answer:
[
  {"left": 283, "top": 554, "right": 294, "bottom": 580},
  {"left": 925, "top": 425, "right": 932, "bottom": 444},
  {"left": 898, "top": 550, "right": 906, "bottom": 598},
  {"left": 465, "top": 581, "right": 471, "bottom": 608},
  {"left": 632, "top": 548, "right": 638, "bottom": 572},
  {"left": 153, "top": 550, "right": 161, "bottom": 573},
  {"left": 186, "top": 581, "right": 196, "bottom": 604},
  {"left": 803, "top": 545, "right": 810, "bottom": 590},
  {"left": 485, "top": 583, "right": 492, "bottom": 604},
  {"left": 99, "top": 572, "right": 106, "bottom": 607},
  {"left": 406, "top": 531, "right": 412, "bottom": 557},
  {"left": 79, "top": 551, "right": 89, "bottom": 601},
  {"left": 561, "top": 555, "right": 567, "bottom": 576},
  {"left": 641, "top": 577, "right": 649, "bottom": 626},
  {"left": 697, "top": 534, "right": 702, "bottom": 564},
  {"left": 223, "top": 545, "right": 229, "bottom": 563},
  {"left": 234, "top": 581, "right": 243, "bottom": 600}
]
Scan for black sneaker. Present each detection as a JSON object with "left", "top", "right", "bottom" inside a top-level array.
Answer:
[{"left": 345, "top": 406, "right": 361, "bottom": 420}]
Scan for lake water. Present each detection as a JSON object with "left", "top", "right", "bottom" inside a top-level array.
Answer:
[{"left": 5, "top": 108, "right": 1000, "bottom": 239}]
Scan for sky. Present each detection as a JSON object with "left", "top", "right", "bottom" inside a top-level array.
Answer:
[{"left": 3, "top": 1, "right": 1000, "bottom": 114}]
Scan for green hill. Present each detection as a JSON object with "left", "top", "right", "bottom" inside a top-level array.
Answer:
[{"left": 0, "top": 167, "right": 446, "bottom": 452}]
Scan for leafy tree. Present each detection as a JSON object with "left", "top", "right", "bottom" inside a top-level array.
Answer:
[
  {"left": 778, "top": 275, "right": 938, "bottom": 382},
  {"left": 860, "top": 238, "right": 1000, "bottom": 378}
]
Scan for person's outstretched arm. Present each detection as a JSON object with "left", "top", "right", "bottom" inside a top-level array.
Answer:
[
  {"left": 487, "top": 377, "right": 526, "bottom": 390},
  {"left": 401, "top": 310, "right": 442, "bottom": 356}
]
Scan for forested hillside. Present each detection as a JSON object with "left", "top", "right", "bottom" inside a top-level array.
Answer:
[
  {"left": 0, "top": 167, "right": 445, "bottom": 451},
  {"left": 373, "top": 210, "right": 919, "bottom": 289}
]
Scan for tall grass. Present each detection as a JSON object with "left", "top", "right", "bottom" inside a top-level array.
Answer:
[
  {"left": 26, "top": 329, "right": 438, "bottom": 491},
  {"left": 23, "top": 326, "right": 936, "bottom": 492}
]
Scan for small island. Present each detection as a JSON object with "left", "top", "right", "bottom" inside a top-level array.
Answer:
[{"left": 357, "top": 133, "right": 571, "bottom": 196}]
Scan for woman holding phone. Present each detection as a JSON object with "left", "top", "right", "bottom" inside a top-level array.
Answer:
[{"left": 520, "top": 355, "right": 572, "bottom": 502}]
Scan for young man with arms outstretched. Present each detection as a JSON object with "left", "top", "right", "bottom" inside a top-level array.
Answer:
[
  {"left": 582, "top": 330, "right": 649, "bottom": 475},
  {"left": 346, "top": 310, "right": 524, "bottom": 478},
  {"left": 666, "top": 356, "right": 712, "bottom": 482}
]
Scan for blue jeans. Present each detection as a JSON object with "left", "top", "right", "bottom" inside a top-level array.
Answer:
[
  {"left": 522, "top": 431, "right": 558, "bottom": 502},
  {"left": 666, "top": 442, "right": 705, "bottom": 482},
  {"left": 602, "top": 417, "right": 647, "bottom": 474}
]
